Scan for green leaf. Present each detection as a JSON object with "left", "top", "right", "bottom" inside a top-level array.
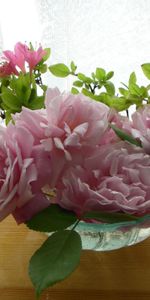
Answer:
[
  {"left": 49, "top": 63, "right": 70, "bottom": 77},
  {"left": 1, "top": 86, "right": 21, "bottom": 111},
  {"left": 43, "top": 48, "right": 51, "bottom": 62},
  {"left": 77, "top": 73, "right": 87, "bottom": 82},
  {"left": 40, "top": 64, "right": 47, "bottom": 73},
  {"left": 5, "top": 110, "right": 12, "bottom": 125},
  {"left": 110, "top": 124, "right": 142, "bottom": 147},
  {"left": 129, "top": 83, "right": 141, "bottom": 95},
  {"left": 106, "top": 71, "right": 114, "bottom": 80},
  {"left": 84, "top": 211, "right": 139, "bottom": 223},
  {"left": 70, "top": 61, "right": 77, "bottom": 73},
  {"left": 73, "top": 80, "right": 83, "bottom": 87},
  {"left": 40, "top": 84, "right": 47, "bottom": 92},
  {"left": 104, "top": 81, "right": 115, "bottom": 96},
  {"left": 91, "top": 72, "right": 96, "bottom": 81},
  {"left": 9, "top": 73, "right": 31, "bottom": 105},
  {"left": 119, "top": 87, "right": 128, "bottom": 97},
  {"left": 95, "top": 68, "right": 106, "bottom": 80},
  {"left": 129, "top": 72, "right": 137, "bottom": 86},
  {"left": 109, "top": 96, "right": 129, "bottom": 111},
  {"left": 29, "top": 230, "right": 82, "bottom": 298},
  {"left": 141, "top": 63, "right": 150, "bottom": 79},
  {"left": 28, "top": 95, "right": 44, "bottom": 109},
  {"left": 26, "top": 204, "right": 77, "bottom": 232},
  {"left": 71, "top": 87, "right": 79, "bottom": 94}
]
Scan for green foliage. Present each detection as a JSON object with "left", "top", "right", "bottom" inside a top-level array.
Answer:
[
  {"left": 71, "top": 87, "right": 79, "bottom": 94},
  {"left": 110, "top": 124, "right": 142, "bottom": 147},
  {"left": 26, "top": 204, "right": 77, "bottom": 232},
  {"left": 70, "top": 61, "right": 77, "bottom": 73},
  {"left": 141, "top": 63, "right": 150, "bottom": 79},
  {"left": 49, "top": 63, "right": 70, "bottom": 77},
  {"left": 29, "top": 230, "right": 82, "bottom": 298},
  {"left": 104, "top": 81, "right": 115, "bottom": 96},
  {"left": 95, "top": 67, "right": 106, "bottom": 80},
  {"left": 73, "top": 80, "right": 83, "bottom": 87},
  {"left": 42, "top": 48, "right": 51, "bottom": 62}
]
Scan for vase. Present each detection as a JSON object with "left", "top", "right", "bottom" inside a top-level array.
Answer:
[{"left": 73, "top": 215, "right": 150, "bottom": 251}]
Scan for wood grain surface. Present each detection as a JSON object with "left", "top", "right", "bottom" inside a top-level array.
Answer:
[{"left": 0, "top": 216, "right": 150, "bottom": 300}]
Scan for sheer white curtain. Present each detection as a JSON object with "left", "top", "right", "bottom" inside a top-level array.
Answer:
[{"left": 1, "top": 0, "right": 150, "bottom": 91}]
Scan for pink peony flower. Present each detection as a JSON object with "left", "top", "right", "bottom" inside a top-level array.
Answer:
[
  {"left": 0, "top": 121, "right": 51, "bottom": 224},
  {"left": 13, "top": 88, "right": 117, "bottom": 187},
  {"left": 56, "top": 141, "right": 150, "bottom": 217},
  {"left": 131, "top": 105, "right": 150, "bottom": 154}
]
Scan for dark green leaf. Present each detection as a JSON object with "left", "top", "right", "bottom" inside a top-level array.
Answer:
[
  {"left": 26, "top": 204, "right": 77, "bottom": 232},
  {"left": 28, "top": 95, "right": 44, "bottom": 109},
  {"left": 73, "top": 80, "right": 83, "bottom": 87},
  {"left": 110, "top": 124, "right": 142, "bottom": 147},
  {"left": 49, "top": 64, "right": 70, "bottom": 77},
  {"left": 29, "top": 230, "right": 82, "bottom": 298},
  {"left": 104, "top": 81, "right": 115, "bottom": 96},
  {"left": 141, "top": 63, "right": 150, "bottom": 79},
  {"left": 84, "top": 211, "right": 139, "bottom": 223},
  {"left": 71, "top": 87, "right": 79, "bottom": 94}
]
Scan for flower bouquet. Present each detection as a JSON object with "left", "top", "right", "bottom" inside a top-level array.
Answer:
[{"left": 1, "top": 42, "right": 150, "bottom": 298}]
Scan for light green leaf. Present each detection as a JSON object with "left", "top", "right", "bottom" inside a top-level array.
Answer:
[
  {"left": 26, "top": 204, "right": 77, "bottom": 232},
  {"left": 49, "top": 63, "right": 70, "bottom": 77},
  {"left": 119, "top": 88, "right": 128, "bottom": 97},
  {"left": 129, "top": 72, "right": 137, "bottom": 86},
  {"left": 141, "top": 63, "right": 150, "bottom": 79},
  {"left": 106, "top": 71, "right": 114, "bottom": 80},
  {"left": 73, "top": 80, "right": 83, "bottom": 87},
  {"left": 95, "top": 68, "right": 106, "bottom": 80},
  {"left": 84, "top": 211, "right": 139, "bottom": 223},
  {"left": 40, "top": 64, "right": 47, "bottom": 73},
  {"left": 29, "top": 230, "right": 82, "bottom": 298},
  {"left": 1, "top": 86, "right": 21, "bottom": 111},
  {"left": 70, "top": 61, "right": 77, "bottom": 73},
  {"left": 43, "top": 48, "right": 51, "bottom": 62},
  {"left": 71, "top": 87, "right": 79, "bottom": 94},
  {"left": 104, "top": 81, "right": 115, "bottom": 96},
  {"left": 129, "top": 83, "right": 141, "bottom": 95},
  {"left": 109, "top": 96, "right": 129, "bottom": 111},
  {"left": 77, "top": 73, "right": 86, "bottom": 82},
  {"left": 110, "top": 124, "right": 142, "bottom": 147}
]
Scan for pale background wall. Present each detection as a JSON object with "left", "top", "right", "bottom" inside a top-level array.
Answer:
[{"left": 0, "top": 0, "right": 150, "bottom": 93}]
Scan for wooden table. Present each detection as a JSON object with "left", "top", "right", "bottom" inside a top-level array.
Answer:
[{"left": 0, "top": 216, "right": 150, "bottom": 300}]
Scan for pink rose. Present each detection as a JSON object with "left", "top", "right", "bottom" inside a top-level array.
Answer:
[
  {"left": 56, "top": 141, "right": 150, "bottom": 217},
  {"left": 0, "top": 122, "right": 51, "bottom": 224},
  {"left": 131, "top": 105, "right": 150, "bottom": 154}
]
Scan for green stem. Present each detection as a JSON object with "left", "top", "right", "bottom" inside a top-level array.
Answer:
[{"left": 71, "top": 219, "right": 80, "bottom": 231}]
